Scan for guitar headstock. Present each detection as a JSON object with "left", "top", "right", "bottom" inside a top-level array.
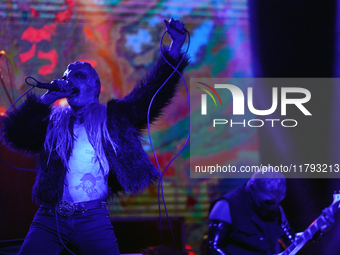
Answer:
[{"left": 333, "top": 190, "right": 340, "bottom": 209}]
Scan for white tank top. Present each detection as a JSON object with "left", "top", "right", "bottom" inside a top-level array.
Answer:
[{"left": 62, "top": 123, "right": 109, "bottom": 203}]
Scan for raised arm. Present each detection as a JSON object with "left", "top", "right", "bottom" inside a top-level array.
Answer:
[{"left": 113, "top": 19, "right": 189, "bottom": 131}]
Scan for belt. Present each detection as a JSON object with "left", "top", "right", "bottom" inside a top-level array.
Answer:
[{"left": 41, "top": 200, "right": 107, "bottom": 217}]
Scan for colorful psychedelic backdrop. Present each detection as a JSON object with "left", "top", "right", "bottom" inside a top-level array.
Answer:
[{"left": 0, "top": 0, "right": 257, "bottom": 251}]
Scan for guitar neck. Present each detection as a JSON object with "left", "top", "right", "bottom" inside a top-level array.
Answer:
[
  {"left": 281, "top": 217, "right": 325, "bottom": 255},
  {"left": 277, "top": 197, "right": 340, "bottom": 255}
]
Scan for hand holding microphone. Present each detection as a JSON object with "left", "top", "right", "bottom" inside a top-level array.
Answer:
[
  {"left": 35, "top": 79, "right": 79, "bottom": 94},
  {"left": 25, "top": 76, "right": 77, "bottom": 93},
  {"left": 23, "top": 77, "right": 79, "bottom": 105},
  {"left": 40, "top": 80, "right": 73, "bottom": 105}
]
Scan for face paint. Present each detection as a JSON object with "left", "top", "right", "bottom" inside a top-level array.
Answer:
[
  {"left": 249, "top": 178, "right": 286, "bottom": 217},
  {"left": 63, "top": 61, "right": 101, "bottom": 111}
]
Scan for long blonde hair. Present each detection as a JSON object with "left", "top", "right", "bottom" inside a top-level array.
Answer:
[{"left": 44, "top": 102, "right": 117, "bottom": 175}]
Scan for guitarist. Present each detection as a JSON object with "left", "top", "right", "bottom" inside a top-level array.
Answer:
[{"left": 207, "top": 171, "right": 334, "bottom": 255}]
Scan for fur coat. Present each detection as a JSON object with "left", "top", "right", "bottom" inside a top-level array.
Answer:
[{"left": 1, "top": 51, "right": 189, "bottom": 205}]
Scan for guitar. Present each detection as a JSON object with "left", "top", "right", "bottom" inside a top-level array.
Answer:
[{"left": 275, "top": 191, "right": 340, "bottom": 255}]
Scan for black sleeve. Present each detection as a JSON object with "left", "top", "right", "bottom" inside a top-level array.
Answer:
[
  {"left": 114, "top": 50, "right": 189, "bottom": 131},
  {"left": 0, "top": 94, "right": 51, "bottom": 155},
  {"left": 207, "top": 219, "right": 233, "bottom": 255}
]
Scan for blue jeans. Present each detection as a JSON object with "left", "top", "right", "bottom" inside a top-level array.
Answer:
[{"left": 19, "top": 206, "right": 120, "bottom": 255}]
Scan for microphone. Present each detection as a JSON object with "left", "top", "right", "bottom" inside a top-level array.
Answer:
[{"left": 35, "top": 80, "right": 79, "bottom": 94}]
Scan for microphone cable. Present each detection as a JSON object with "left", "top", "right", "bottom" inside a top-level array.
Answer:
[
  {"left": 5, "top": 76, "right": 39, "bottom": 113},
  {"left": 0, "top": 155, "right": 38, "bottom": 172},
  {"left": 0, "top": 77, "right": 46, "bottom": 173},
  {"left": 0, "top": 77, "right": 39, "bottom": 173},
  {"left": 146, "top": 28, "right": 191, "bottom": 254}
]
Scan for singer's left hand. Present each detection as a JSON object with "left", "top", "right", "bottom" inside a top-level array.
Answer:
[{"left": 165, "top": 18, "right": 187, "bottom": 59}]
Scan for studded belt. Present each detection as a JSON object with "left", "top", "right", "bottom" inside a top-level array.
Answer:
[{"left": 41, "top": 200, "right": 107, "bottom": 217}]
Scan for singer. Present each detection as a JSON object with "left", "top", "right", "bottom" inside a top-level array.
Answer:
[{"left": 1, "top": 19, "right": 188, "bottom": 255}]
